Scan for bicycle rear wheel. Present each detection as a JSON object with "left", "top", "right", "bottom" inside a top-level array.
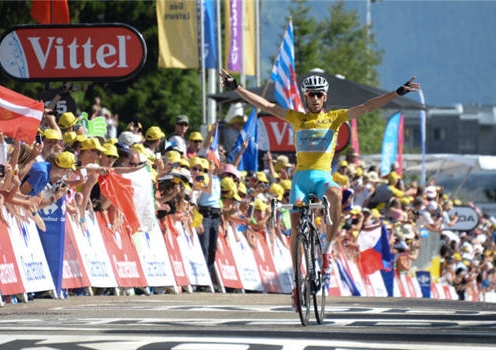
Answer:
[
  {"left": 295, "top": 237, "right": 311, "bottom": 326},
  {"left": 312, "top": 231, "right": 326, "bottom": 324}
]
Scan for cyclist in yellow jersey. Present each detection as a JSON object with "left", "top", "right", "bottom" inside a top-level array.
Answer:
[{"left": 220, "top": 68, "right": 419, "bottom": 292}]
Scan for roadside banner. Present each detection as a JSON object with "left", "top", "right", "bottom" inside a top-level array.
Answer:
[
  {"left": 251, "top": 232, "right": 283, "bottom": 293},
  {"left": 169, "top": 218, "right": 212, "bottom": 288},
  {"left": 6, "top": 210, "right": 55, "bottom": 295},
  {"left": 215, "top": 227, "right": 243, "bottom": 290},
  {"left": 226, "top": 224, "right": 263, "bottom": 292},
  {"left": 62, "top": 213, "right": 90, "bottom": 290},
  {"left": 271, "top": 235, "right": 293, "bottom": 294},
  {"left": 38, "top": 196, "right": 67, "bottom": 298},
  {"left": 69, "top": 213, "right": 117, "bottom": 288},
  {"left": 97, "top": 213, "right": 147, "bottom": 288},
  {"left": 159, "top": 217, "right": 189, "bottom": 288},
  {"left": 132, "top": 221, "right": 177, "bottom": 288},
  {"left": 0, "top": 209, "right": 26, "bottom": 296}
]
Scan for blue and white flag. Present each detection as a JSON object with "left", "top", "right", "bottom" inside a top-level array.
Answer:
[
  {"left": 228, "top": 108, "right": 258, "bottom": 171},
  {"left": 269, "top": 19, "right": 303, "bottom": 112},
  {"left": 380, "top": 112, "right": 401, "bottom": 176}
]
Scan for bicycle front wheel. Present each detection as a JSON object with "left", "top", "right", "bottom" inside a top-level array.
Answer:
[
  {"left": 312, "top": 231, "right": 326, "bottom": 324},
  {"left": 295, "top": 237, "right": 311, "bottom": 326}
]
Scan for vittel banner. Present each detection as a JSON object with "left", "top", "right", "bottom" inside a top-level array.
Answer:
[{"left": 0, "top": 24, "right": 147, "bottom": 81}]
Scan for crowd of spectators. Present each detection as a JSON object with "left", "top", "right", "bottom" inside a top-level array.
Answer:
[{"left": 1, "top": 95, "right": 495, "bottom": 301}]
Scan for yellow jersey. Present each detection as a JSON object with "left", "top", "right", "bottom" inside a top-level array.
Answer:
[{"left": 285, "top": 109, "right": 349, "bottom": 171}]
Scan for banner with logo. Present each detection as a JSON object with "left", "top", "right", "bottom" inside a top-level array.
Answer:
[
  {"left": 62, "top": 215, "right": 91, "bottom": 290},
  {"left": 6, "top": 210, "right": 55, "bottom": 295},
  {"left": 38, "top": 196, "right": 67, "bottom": 298},
  {"left": 131, "top": 222, "right": 177, "bottom": 289},
  {"left": 97, "top": 213, "right": 147, "bottom": 288},
  {"left": 159, "top": 217, "right": 189, "bottom": 289},
  {"left": 226, "top": 224, "right": 263, "bottom": 291},
  {"left": 214, "top": 227, "right": 243, "bottom": 290},
  {"left": 69, "top": 213, "right": 117, "bottom": 288},
  {"left": 0, "top": 210, "right": 26, "bottom": 296}
]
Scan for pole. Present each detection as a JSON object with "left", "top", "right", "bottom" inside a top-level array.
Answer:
[
  {"left": 418, "top": 88, "right": 427, "bottom": 186},
  {"left": 255, "top": 0, "right": 261, "bottom": 86},
  {"left": 200, "top": 0, "right": 207, "bottom": 125}
]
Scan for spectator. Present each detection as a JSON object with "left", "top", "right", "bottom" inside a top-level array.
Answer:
[
  {"left": 223, "top": 112, "right": 245, "bottom": 155},
  {"left": 36, "top": 129, "right": 63, "bottom": 162},
  {"left": 187, "top": 131, "right": 204, "bottom": 158},
  {"left": 168, "top": 115, "right": 189, "bottom": 157}
]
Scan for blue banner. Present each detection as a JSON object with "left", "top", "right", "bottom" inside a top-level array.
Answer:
[
  {"left": 416, "top": 270, "right": 431, "bottom": 298},
  {"left": 38, "top": 197, "right": 67, "bottom": 298},
  {"left": 228, "top": 109, "right": 258, "bottom": 171},
  {"left": 380, "top": 112, "right": 401, "bottom": 176},
  {"left": 203, "top": 0, "right": 217, "bottom": 69}
]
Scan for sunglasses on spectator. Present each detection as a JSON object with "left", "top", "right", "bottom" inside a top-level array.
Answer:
[
  {"left": 305, "top": 91, "right": 325, "bottom": 98},
  {"left": 177, "top": 122, "right": 188, "bottom": 126},
  {"left": 191, "top": 167, "right": 202, "bottom": 172}
]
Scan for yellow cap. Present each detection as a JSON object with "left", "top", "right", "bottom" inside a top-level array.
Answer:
[
  {"left": 269, "top": 183, "right": 284, "bottom": 201},
  {"left": 255, "top": 171, "right": 269, "bottom": 183},
  {"left": 103, "top": 144, "right": 119, "bottom": 158},
  {"left": 189, "top": 156, "right": 203, "bottom": 168},
  {"left": 63, "top": 131, "right": 77, "bottom": 146},
  {"left": 58, "top": 112, "right": 79, "bottom": 129},
  {"left": 221, "top": 177, "right": 242, "bottom": 201},
  {"left": 145, "top": 126, "right": 165, "bottom": 141},
  {"left": 43, "top": 128, "right": 62, "bottom": 140},
  {"left": 188, "top": 131, "right": 203, "bottom": 141},
  {"left": 81, "top": 137, "right": 107, "bottom": 152},
  {"left": 254, "top": 198, "right": 269, "bottom": 211},
  {"left": 238, "top": 181, "right": 247, "bottom": 195},
  {"left": 280, "top": 179, "right": 292, "bottom": 191},
  {"left": 55, "top": 151, "right": 76, "bottom": 170},
  {"left": 165, "top": 150, "right": 182, "bottom": 164},
  {"left": 339, "top": 160, "right": 348, "bottom": 167}
]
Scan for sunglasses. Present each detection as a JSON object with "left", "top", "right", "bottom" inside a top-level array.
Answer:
[
  {"left": 191, "top": 167, "right": 202, "bottom": 172},
  {"left": 177, "top": 122, "right": 189, "bottom": 127},
  {"left": 305, "top": 91, "right": 325, "bottom": 98}
]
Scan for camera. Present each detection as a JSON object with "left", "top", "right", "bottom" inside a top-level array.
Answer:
[
  {"left": 35, "top": 134, "right": 43, "bottom": 144},
  {"left": 53, "top": 175, "right": 68, "bottom": 192},
  {"left": 195, "top": 175, "right": 205, "bottom": 181},
  {"left": 0, "top": 164, "right": 4, "bottom": 178}
]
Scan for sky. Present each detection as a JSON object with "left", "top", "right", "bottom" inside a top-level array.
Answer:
[{"left": 259, "top": 0, "right": 496, "bottom": 107}]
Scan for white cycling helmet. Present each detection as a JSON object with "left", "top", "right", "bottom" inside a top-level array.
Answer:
[{"left": 301, "top": 75, "right": 329, "bottom": 93}]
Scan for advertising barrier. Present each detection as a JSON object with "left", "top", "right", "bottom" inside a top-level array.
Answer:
[{"left": 0, "top": 170, "right": 488, "bottom": 304}]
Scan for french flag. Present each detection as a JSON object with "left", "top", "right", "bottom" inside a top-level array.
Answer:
[
  {"left": 207, "top": 123, "right": 222, "bottom": 169},
  {"left": 357, "top": 224, "right": 393, "bottom": 275}
]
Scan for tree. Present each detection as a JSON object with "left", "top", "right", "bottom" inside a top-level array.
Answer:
[{"left": 289, "top": 0, "right": 386, "bottom": 154}]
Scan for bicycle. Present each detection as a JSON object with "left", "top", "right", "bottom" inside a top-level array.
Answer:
[{"left": 270, "top": 195, "right": 331, "bottom": 326}]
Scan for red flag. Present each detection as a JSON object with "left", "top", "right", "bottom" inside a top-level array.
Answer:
[
  {"left": 98, "top": 171, "right": 141, "bottom": 233},
  {"left": 31, "top": 0, "right": 70, "bottom": 24},
  {"left": 0, "top": 85, "right": 44, "bottom": 143}
]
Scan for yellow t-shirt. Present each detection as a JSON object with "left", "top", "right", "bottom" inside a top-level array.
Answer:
[{"left": 285, "top": 109, "right": 349, "bottom": 171}]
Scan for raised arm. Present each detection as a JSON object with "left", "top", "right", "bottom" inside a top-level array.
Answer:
[
  {"left": 347, "top": 76, "right": 420, "bottom": 119},
  {"left": 220, "top": 69, "right": 288, "bottom": 120}
]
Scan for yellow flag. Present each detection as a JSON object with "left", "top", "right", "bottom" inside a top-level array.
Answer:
[
  {"left": 157, "top": 0, "right": 199, "bottom": 69},
  {"left": 243, "top": 0, "right": 256, "bottom": 76}
]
